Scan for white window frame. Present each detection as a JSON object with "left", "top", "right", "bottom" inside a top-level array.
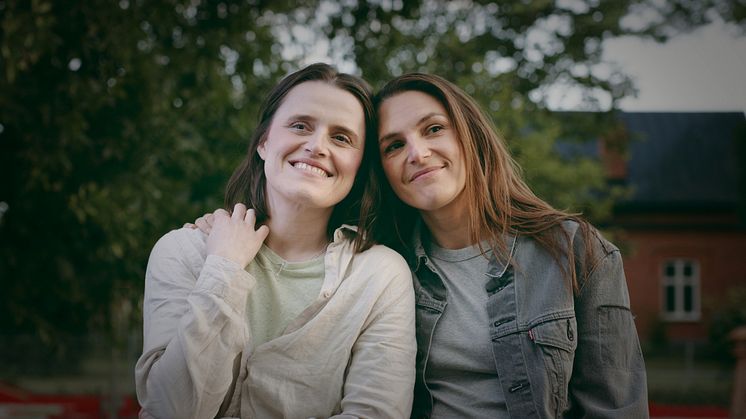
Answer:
[{"left": 661, "top": 258, "right": 701, "bottom": 321}]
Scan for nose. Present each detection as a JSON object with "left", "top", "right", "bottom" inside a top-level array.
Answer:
[
  {"left": 407, "top": 138, "right": 431, "bottom": 164},
  {"left": 305, "top": 131, "right": 329, "bottom": 156}
]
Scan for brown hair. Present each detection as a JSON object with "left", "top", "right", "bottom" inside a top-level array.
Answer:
[
  {"left": 225, "top": 63, "right": 379, "bottom": 252},
  {"left": 373, "top": 73, "right": 596, "bottom": 290}
]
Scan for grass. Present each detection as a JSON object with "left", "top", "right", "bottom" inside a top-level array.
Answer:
[{"left": 645, "top": 349, "right": 733, "bottom": 407}]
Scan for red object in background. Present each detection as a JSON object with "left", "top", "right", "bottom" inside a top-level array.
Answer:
[
  {"left": 650, "top": 403, "right": 729, "bottom": 418},
  {"left": 0, "top": 382, "right": 139, "bottom": 418},
  {"left": 1, "top": 384, "right": 732, "bottom": 418}
]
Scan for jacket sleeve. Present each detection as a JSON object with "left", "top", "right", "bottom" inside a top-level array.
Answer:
[
  {"left": 332, "top": 255, "right": 417, "bottom": 419},
  {"left": 568, "top": 245, "right": 650, "bottom": 418},
  {"left": 134, "top": 229, "right": 255, "bottom": 419}
]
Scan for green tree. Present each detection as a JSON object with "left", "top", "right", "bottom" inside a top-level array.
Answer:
[{"left": 0, "top": 0, "right": 291, "bottom": 344}]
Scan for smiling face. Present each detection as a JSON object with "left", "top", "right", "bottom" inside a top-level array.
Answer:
[
  {"left": 377, "top": 90, "right": 467, "bottom": 218},
  {"left": 257, "top": 81, "right": 365, "bottom": 214}
]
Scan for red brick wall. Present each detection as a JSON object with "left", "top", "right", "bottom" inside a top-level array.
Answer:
[{"left": 615, "top": 228, "right": 746, "bottom": 342}]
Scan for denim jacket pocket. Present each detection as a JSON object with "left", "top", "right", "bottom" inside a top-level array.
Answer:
[
  {"left": 528, "top": 316, "right": 578, "bottom": 417},
  {"left": 531, "top": 316, "right": 578, "bottom": 353}
]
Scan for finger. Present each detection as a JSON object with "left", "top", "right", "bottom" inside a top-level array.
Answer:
[
  {"left": 205, "top": 213, "right": 215, "bottom": 227},
  {"left": 213, "top": 208, "right": 230, "bottom": 219},
  {"left": 244, "top": 208, "right": 257, "bottom": 226},
  {"left": 195, "top": 218, "right": 212, "bottom": 233},
  {"left": 183, "top": 223, "right": 196, "bottom": 229},
  {"left": 255, "top": 224, "right": 270, "bottom": 241},
  {"left": 232, "top": 203, "right": 247, "bottom": 221}
]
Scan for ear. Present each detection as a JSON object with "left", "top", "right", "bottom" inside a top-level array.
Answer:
[{"left": 257, "top": 141, "right": 266, "bottom": 160}]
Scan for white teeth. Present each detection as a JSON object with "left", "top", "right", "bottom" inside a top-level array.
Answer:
[{"left": 293, "top": 162, "right": 328, "bottom": 177}]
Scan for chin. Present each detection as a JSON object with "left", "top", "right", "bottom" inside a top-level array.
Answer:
[
  {"left": 409, "top": 194, "right": 455, "bottom": 212},
  {"left": 297, "top": 192, "right": 345, "bottom": 209}
]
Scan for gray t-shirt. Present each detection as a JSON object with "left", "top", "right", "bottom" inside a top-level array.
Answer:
[{"left": 425, "top": 240, "right": 508, "bottom": 419}]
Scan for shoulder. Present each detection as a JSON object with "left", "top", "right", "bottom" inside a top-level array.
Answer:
[
  {"left": 357, "top": 244, "right": 409, "bottom": 268},
  {"left": 557, "top": 220, "right": 626, "bottom": 292},
  {"left": 349, "top": 244, "right": 412, "bottom": 285},
  {"left": 149, "top": 227, "right": 207, "bottom": 267},
  {"left": 349, "top": 244, "right": 415, "bottom": 313},
  {"left": 557, "top": 219, "right": 618, "bottom": 257}
]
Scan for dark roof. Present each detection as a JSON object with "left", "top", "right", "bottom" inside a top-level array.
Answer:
[{"left": 616, "top": 112, "right": 744, "bottom": 207}]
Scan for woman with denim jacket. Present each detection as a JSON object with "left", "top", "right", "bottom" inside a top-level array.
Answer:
[{"left": 372, "top": 73, "right": 648, "bottom": 418}]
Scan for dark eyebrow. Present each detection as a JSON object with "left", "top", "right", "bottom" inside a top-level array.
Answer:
[
  {"left": 283, "top": 114, "right": 317, "bottom": 124},
  {"left": 378, "top": 112, "right": 447, "bottom": 144}
]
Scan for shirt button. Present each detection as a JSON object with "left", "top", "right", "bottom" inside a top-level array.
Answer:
[{"left": 323, "top": 291, "right": 331, "bottom": 298}]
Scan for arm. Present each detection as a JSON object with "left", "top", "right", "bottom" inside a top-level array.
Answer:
[
  {"left": 136, "top": 205, "right": 268, "bottom": 419},
  {"left": 568, "top": 247, "right": 649, "bottom": 418},
  {"left": 135, "top": 230, "right": 254, "bottom": 419},
  {"left": 333, "top": 257, "right": 417, "bottom": 419}
]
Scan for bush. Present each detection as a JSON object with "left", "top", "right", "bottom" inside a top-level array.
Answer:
[{"left": 706, "top": 286, "right": 746, "bottom": 364}]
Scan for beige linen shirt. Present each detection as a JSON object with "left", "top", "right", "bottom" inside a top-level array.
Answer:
[{"left": 135, "top": 226, "right": 416, "bottom": 419}]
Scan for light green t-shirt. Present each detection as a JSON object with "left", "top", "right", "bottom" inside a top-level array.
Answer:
[{"left": 245, "top": 244, "right": 325, "bottom": 348}]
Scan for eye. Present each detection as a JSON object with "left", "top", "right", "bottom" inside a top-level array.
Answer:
[
  {"left": 289, "top": 121, "right": 311, "bottom": 132},
  {"left": 426, "top": 124, "right": 444, "bottom": 135},
  {"left": 332, "top": 133, "right": 353, "bottom": 145},
  {"left": 382, "top": 141, "right": 404, "bottom": 155}
]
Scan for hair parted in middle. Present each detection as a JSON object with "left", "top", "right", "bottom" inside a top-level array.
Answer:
[
  {"left": 224, "top": 62, "right": 380, "bottom": 253},
  {"left": 373, "top": 72, "right": 595, "bottom": 289}
]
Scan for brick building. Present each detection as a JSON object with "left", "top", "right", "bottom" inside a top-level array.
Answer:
[{"left": 606, "top": 112, "right": 746, "bottom": 343}]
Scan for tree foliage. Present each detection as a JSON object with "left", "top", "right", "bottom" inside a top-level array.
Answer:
[
  {"left": 0, "top": 0, "right": 740, "bottom": 343},
  {"left": 0, "top": 0, "right": 289, "bottom": 340}
]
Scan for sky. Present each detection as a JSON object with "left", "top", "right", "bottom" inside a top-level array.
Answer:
[
  {"left": 293, "top": 14, "right": 745, "bottom": 113},
  {"left": 602, "top": 21, "right": 746, "bottom": 112}
]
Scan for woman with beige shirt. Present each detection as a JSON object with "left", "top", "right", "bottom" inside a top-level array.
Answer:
[{"left": 135, "top": 63, "right": 416, "bottom": 419}]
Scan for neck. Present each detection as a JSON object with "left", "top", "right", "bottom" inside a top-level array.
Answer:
[
  {"left": 264, "top": 203, "right": 332, "bottom": 262},
  {"left": 420, "top": 205, "right": 474, "bottom": 249}
]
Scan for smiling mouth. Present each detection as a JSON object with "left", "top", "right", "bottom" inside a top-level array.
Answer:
[
  {"left": 292, "top": 161, "right": 330, "bottom": 177},
  {"left": 410, "top": 166, "right": 443, "bottom": 182}
]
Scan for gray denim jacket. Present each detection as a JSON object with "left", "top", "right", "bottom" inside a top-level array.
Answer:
[{"left": 408, "top": 220, "right": 649, "bottom": 418}]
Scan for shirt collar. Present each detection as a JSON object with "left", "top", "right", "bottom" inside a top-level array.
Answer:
[
  {"left": 408, "top": 217, "right": 518, "bottom": 274},
  {"left": 332, "top": 224, "right": 358, "bottom": 244}
]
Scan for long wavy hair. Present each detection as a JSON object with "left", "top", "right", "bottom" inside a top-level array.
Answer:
[
  {"left": 224, "top": 63, "right": 379, "bottom": 252},
  {"left": 373, "top": 73, "right": 596, "bottom": 289}
]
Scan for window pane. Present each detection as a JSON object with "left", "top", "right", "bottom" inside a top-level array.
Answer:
[
  {"left": 683, "top": 262, "right": 693, "bottom": 277},
  {"left": 666, "top": 285, "right": 676, "bottom": 312},
  {"left": 665, "top": 263, "right": 676, "bottom": 277},
  {"left": 684, "top": 286, "right": 693, "bottom": 312}
]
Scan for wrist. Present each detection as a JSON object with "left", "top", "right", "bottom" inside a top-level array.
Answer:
[{"left": 207, "top": 250, "right": 247, "bottom": 268}]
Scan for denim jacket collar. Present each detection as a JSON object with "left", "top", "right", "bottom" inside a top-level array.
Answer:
[
  {"left": 407, "top": 216, "right": 518, "bottom": 277},
  {"left": 408, "top": 217, "right": 429, "bottom": 272}
]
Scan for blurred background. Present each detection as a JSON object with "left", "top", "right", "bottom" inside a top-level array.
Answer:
[{"left": 1, "top": 0, "right": 744, "bottom": 417}]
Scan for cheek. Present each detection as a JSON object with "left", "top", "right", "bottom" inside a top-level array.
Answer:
[
  {"left": 340, "top": 150, "right": 364, "bottom": 178},
  {"left": 456, "top": 156, "right": 467, "bottom": 187},
  {"left": 381, "top": 159, "right": 401, "bottom": 187}
]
